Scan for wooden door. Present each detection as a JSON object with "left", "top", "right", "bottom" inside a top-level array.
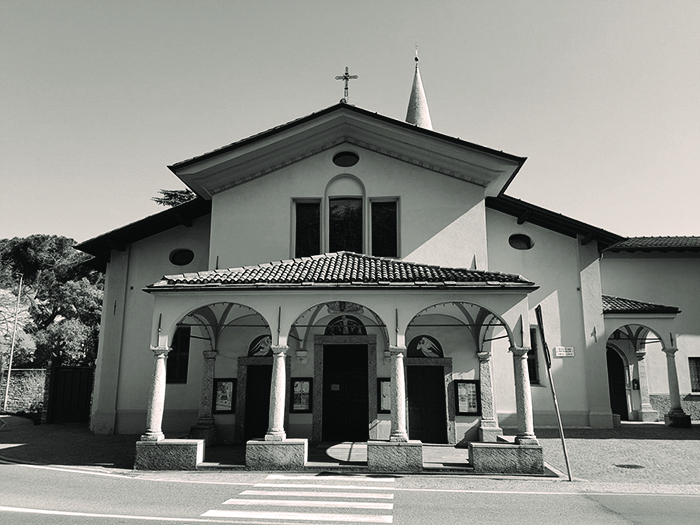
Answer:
[
  {"left": 407, "top": 366, "right": 447, "bottom": 443},
  {"left": 244, "top": 365, "right": 272, "bottom": 440},
  {"left": 322, "top": 344, "right": 369, "bottom": 441}
]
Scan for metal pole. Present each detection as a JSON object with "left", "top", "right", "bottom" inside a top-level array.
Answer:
[
  {"left": 3, "top": 274, "right": 23, "bottom": 412},
  {"left": 535, "top": 305, "right": 573, "bottom": 481}
]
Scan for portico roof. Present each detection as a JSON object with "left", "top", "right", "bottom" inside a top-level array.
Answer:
[
  {"left": 146, "top": 252, "right": 536, "bottom": 292},
  {"left": 602, "top": 294, "right": 680, "bottom": 315}
]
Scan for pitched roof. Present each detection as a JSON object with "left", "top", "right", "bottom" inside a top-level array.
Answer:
[
  {"left": 146, "top": 252, "right": 536, "bottom": 292},
  {"left": 75, "top": 198, "right": 211, "bottom": 260},
  {"left": 605, "top": 236, "right": 700, "bottom": 253},
  {"left": 485, "top": 195, "right": 625, "bottom": 250},
  {"left": 602, "top": 294, "right": 680, "bottom": 315}
]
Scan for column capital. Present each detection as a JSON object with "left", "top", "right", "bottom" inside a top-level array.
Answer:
[
  {"left": 477, "top": 351, "right": 492, "bottom": 362},
  {"left": 271, "top": 344, "right": 289, "bottom": 356},
  {"left": 509, "top": 346, "right": 530, "bottom": 357},
  {"left": 203, "top": 350, "right": 218, "bottom": 359},
  {"left": 149, "top": 345, "right": 171, "bottom": 357},
  {"left": 389, "top": 345, "right": 407, "bottom": 356},
  {"left": 635, "top": 350, "right": 647, "bottom": 360},
  {"left": 663, "top": 346, "right": 679, "bottom": 356}
]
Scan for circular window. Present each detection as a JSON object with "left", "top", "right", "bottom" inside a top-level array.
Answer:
[
  {"left": 169, "top": 248, "right": 195, "bottom": 266},
  {"left": 332, "top": 151, "right": 359, "bottom": 167},
  {"left": 508, "top": 234, "right": 534, "bottom": 250}
]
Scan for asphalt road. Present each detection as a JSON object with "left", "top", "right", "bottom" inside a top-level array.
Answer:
[{"left": 1, "top": 462, "right": 699, "bottom": 524}]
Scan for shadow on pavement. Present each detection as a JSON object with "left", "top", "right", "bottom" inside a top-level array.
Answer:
[{"left": 0, "top": 416, "right": 138, "bottom": 469}]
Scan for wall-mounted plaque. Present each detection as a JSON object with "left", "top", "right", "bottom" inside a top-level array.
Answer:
[
  {"left": 454, "top": 380, "right": 481, "bottom": 415},
  {"left": 213, "top": 378, "right": 236, "bottom": 414}
]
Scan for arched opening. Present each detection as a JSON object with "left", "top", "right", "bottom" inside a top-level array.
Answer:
[{"left": 288, "top": 300, "right": 389, "bottom": 442}]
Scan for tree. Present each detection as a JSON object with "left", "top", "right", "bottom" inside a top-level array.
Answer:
[
  {"left": 152, "top": 189, "right": 196, "bottom": 207},
  {"left": 0, "top": 235, "right": 103, "bottom": 368}
]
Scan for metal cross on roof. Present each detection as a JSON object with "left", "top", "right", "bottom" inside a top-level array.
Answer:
[{"left": 335, "top": 67, "right": 358, "bottom": 103}]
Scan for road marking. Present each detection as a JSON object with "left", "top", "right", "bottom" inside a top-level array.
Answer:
[
  {"left": 223, "top": 498, "right": 393, "bottom": 509},
  {"left": 241, "top": 490, "right": 394, "bottom": 499},
  {"left": 255, "top": 482, "right": 395, "bottom": 490},
  {"left": 267, "top": 474, "right": 395, "bottom": 482},
  {"left": 0, "top": 505, "right": 237, "bottom": 522},
  {"left": 202, "top": 509, "right": 392, "bottom": 522}
]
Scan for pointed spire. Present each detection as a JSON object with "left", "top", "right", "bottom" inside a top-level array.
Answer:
[{"left": 405, "top": 49, "right": 433, "bottom": 130}]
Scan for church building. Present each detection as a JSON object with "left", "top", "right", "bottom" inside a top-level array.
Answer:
[{"left": 77, "top": 59, "right": 699, "bottom": 472}]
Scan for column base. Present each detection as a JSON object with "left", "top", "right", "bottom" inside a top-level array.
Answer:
[
  {"left": 139, "top": 432, "right": 165, "bottom": 442},
  {"left": 479, "top": 420, "right": 503, "bottom": 443},
  {"left": 245, "top": 439, "right": 307, "bottom": 470},
  {"left": 665, "top": 411, "right": 692, "bottom": 428},
  {"left": 515, "top": 434, "right": 539, "bottom": 446},
  {"left": 264, "top": 430, "right": 286, "bottom": 441},
  {"left": 639, "top": 405, "right": 659, "bottom": 422},
  {"left": 367, "top": 440, "right": 423, "bottom": 472},
  {"left": 189, "top": 423, "right": 216, "bottom": 446}
]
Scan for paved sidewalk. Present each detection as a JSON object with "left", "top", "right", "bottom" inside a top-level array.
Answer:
[{"left": 1, "top": 415, "right": 698, "bottom": 484}]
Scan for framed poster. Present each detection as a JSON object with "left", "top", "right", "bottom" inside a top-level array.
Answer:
[
  {"left": 377, "top": 378, "right": 391, "bottom": 413},
  {"left": 291, "top": 378, "right": 312, "bottom": 413},
  {"left": 454, "top": 380, "right": 481, "bottom": 415},
  {"left": 213, "top": 378, "right": 236, "bottom": 414}
]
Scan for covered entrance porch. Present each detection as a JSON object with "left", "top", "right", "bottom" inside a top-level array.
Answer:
[{"left": 133, "top": 252, "right": 545, "bottom": 474}]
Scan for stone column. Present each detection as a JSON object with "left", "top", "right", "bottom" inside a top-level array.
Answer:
[
  {"left": 389, "top": 345, "right": 409, "bottom": 442},
  {"left": 477, "top": 351, "right": 503, "bottom": 442},
  {"left": 190, "top": 350, "right": 218, "bottom": 445},
  {"left": 510, "top": 346, "right": 538, "bottom": 445},
  {"left": 140, "top": 346, "right": 170, "bottom": 442},
  {"left": 265, "top": 344, "right": 288, "bottom": 441},
  {"left": 663, "top": 347, "right": 691, "bottom": 427},
  {"left": 635, "top": 350, "right": 658, "bottom": 422}
]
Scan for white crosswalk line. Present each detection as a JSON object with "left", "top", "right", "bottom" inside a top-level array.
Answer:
[
  {"left": 267, "top": 474, "right": 395, "bottom": 482},
  {"left": 255, "top": 482, "right": 395, "bottom": 490},
  {"left": 223, "top": 498, "right": 393, "bottom": 510},
  {"left": 241, "top": 490, "right": 394, "bottom": 499},
  {"left": 202, "top": 509, "right": 393, "bottom": 522}
]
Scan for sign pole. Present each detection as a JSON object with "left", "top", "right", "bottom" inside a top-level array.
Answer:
[
  {"left": 3, "top": 274, "right": 23, "bottom": 413},
  {"left": 535, "top": 305, "right": 573, "bottom": 481}
]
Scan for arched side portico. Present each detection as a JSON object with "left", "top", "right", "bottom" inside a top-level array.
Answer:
[{"left": 604, "top": 314, "right": 690, "bottom": 426}]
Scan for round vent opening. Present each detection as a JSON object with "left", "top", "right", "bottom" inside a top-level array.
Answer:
[
  {"left": 508, "top": 234, "right": 534, "bottom": 251},
  {"left": 332, "top": 151, "right": 359, "bottom": 167},
  {"left": 169, "top": 248, "right": 195, "bottom": 266}
]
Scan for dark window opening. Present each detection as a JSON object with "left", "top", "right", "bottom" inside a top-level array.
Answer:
[
  {"left": 371, "top": 201, "right": 398, "bottom": 257},
  {"left": 690, "top": 357, "right": 700, "bottom": 393},
  {"left": 528, "top": 327, "right": 540, "bottom": 384},
  {"left": 332, "top": 151, "right": 359, "bottom": 167},
  {"left": 169, "top": 248, "right": 195, "bottom": 266},
  {"left": 509, "top": 234, "right": 534, "bottom": 250},
  {"left": 295, "top": 201, "right": 321, "bottom": 257},
  {"left": 167, "top": 326, "right": 191, "bottom": 384},
  {"left": 329, "top": 197, "right": 363, "bottom": 253}
]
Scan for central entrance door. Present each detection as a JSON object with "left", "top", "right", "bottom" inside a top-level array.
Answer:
[
  {"left": 407, "top": 366, "right": 447, "bottom": 443},
  {"left": 244, "top": 365, "right": 272, "bottom": 440},
  {"left": 322, "top": 344, "right": 369, "bottom": 441}
]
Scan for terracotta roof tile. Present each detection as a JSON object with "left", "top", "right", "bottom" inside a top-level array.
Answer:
[
  {"left": 606, "top": 236, "right": 700, "bottom": 252},
  {"left": 147, "top": 252, "right": 535, "bottom": 291},
  {"left": 602, "top": 294, "right": 680, "bottom": 315}
]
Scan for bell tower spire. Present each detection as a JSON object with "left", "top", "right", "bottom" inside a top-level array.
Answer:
[{"left": 405, "top": 47, "right": 433, "bottom": 130}]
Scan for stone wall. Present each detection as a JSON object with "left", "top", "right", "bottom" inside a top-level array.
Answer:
[
  {"left": 0, "top": 369, "right": 46, "bottom": 413},
  {"left": 650, "top": 394, "right": 700, "bottom": 421}
]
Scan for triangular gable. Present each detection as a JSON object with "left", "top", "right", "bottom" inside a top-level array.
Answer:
[{"left": 169, "top": 103, "right": 526, "bottom": 200}]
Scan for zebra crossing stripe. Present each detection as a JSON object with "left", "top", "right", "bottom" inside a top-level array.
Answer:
[
  {"left": 201, "top": 509, "right": 393, "bottom": 522},
  {"left": 255, "top": 482, "right": 395, "bottom": 490},
  {"left": 241, "top": 490, "right": 394, "bottom": 499},
  {"left": 223, "top": 498, "right": 393, "bottom": 510},
  {"left": 267, "top": 474, "right": 395, "bottom": 482}
]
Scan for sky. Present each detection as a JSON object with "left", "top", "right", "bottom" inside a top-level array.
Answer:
[{"left": 1, "top": 1, "right": 699, "bottom": 243}]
